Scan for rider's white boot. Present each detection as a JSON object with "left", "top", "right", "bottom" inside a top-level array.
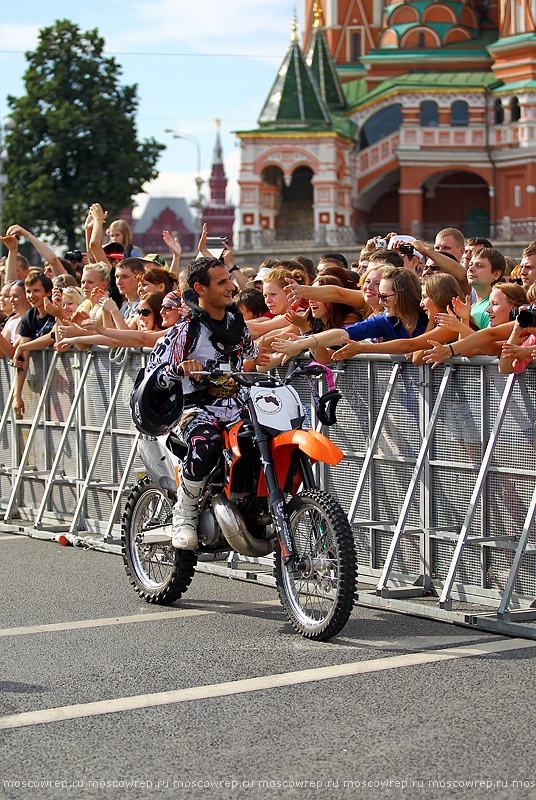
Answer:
[{"left": 171, "top": 476, "right": 205, "bottom": 550}]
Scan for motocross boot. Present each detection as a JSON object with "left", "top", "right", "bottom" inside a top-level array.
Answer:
[{"left": 171, "top": 476, "right": 205, "bottom": 550}]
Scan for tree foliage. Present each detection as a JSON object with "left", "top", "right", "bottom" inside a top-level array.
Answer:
[{"left": 4, "top": 19, "right": 165, "bottom": 247}]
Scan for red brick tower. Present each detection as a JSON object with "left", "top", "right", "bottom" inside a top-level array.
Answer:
[{"left": 202, "top": 121, "right": 235, "bottom": 246}]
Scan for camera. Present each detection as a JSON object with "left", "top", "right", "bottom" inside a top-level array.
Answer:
[
  {"left": 511, "top": 304, "right": 536, "bottom": 327},
  {"left": 399, "top": 243, "right": 414, "bottom": 257},
  {"left": 64, "top": 249, "right": 84, "bottom": 263},
  {"left": 205, "top": 236, "right": 229, "bottom": 260},
  {"left": 375, "top": 238, "right": 387, "bottom": 248}
]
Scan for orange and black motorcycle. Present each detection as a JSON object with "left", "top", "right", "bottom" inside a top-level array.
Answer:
[{"left": 122, "top": 363, "right": 356, "bottom": 640}]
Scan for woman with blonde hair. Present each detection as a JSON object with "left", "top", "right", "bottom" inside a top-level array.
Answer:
[{"left": 77, "top": 261, "right": 110, "bottom": 319}]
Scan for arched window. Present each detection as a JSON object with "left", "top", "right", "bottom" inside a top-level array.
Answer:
[
  {"left": 510, "top": 96, "right": 521, "bottom": 122},
  {"left": 420, "top": 100, "right": 438, "bottom": 126},
  {"left": 451, "top": 100, "right": 469, "bottom": 126},
  {"left": 359, "top": 104, "right": 403, "bottom": 148},
  {"left": 494, "top": 99, "right": 504, "bottom": 124}
]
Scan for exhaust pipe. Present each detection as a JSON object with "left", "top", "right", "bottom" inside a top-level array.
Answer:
[{"left": 211, "top": 494, "right": 274, "bottom": 557}]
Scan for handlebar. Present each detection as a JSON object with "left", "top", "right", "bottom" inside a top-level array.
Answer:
[{"left": 168, "top": 362, "right": 338, "bottom": 388}]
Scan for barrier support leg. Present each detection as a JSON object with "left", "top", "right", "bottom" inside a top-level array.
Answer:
[
  {"left": 34, "top": 352, "right": 95, "bottom": 529},
  {"left": 4, "top": 351, "right": 60, "bottom": 521},
  {"left": 347, "top": 362, "right": 401, "bottom": 525},
  {"left": 438, "top": 373, "right": 517, "bottom": 610},
  {"left": 376, "top": 364, "right": 453, "bottom": 596},
  {"left": 68, "top": 355, "right": 131, "bottom": 536}
]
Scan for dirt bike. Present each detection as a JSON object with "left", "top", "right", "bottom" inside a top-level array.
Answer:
[{"left": 122, "top": 362, "right": 357, "bottom": 640}]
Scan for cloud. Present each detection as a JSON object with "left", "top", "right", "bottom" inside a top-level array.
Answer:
[
  {"left": 133, "top": 148, "right": 240, "bottom": 217},
  {"left": 0, "top": 23, "right": 40, "bottom": 51},
  {"left": 121, "top": 0, "right": 291, "bottom": 56}
]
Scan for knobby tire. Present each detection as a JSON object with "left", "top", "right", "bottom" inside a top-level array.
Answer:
[
  {"left": 274, "top": 489, "right": 357, "bottom": 640},
  {"left": 121, "top": 477, "right": 196, "bottom": 604}
]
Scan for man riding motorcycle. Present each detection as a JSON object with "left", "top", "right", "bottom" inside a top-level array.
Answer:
[{"left": 144, "top": 257, "right": 265, "bottom": 550}]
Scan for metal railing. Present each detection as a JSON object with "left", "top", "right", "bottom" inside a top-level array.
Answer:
[{"left": 2, "top": 348, "right": 536, "bottom": 636}]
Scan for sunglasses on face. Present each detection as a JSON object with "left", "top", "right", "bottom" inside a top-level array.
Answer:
[
  {"left": 138, "top": 307, "right": 152, "bottom": 317},
  {"left": 161, "top": 304, "right": 175, "bottom": 311},
  {"left": 378, "top": 292, "right": 396, "bottom": 302}
]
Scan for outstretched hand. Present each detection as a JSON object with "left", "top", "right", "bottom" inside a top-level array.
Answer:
[
  {"left": 163, "top": 229, "right": 181, "bottom": 256},
  {"left": 284, "top": 278, "right": 305, "bottom": 306},
  {"left": 422, "top": 340, "right": 450, "bottom": 368},
  {"left": 452, "top": 294, "right": 471, "bottom": 324},
  {"left": 0, "top": 235, "right": 18, "bottom": 251},
  {"left": 197, "top": 223, "right": 210, "bottom": 258},
  {"left": 331, "top": 339, "right": 363, "bottom": 360}
]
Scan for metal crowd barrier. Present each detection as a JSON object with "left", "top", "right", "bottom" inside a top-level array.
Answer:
[{"left": 2, "top": 347, "right": 536, "bottom": 638}]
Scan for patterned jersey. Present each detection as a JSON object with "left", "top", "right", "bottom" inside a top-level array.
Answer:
[{"left": 147, "top": 310, "right": 257, "bottom": 421}]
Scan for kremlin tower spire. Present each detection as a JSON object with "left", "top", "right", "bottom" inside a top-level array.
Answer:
[
  {"left": 208, "top": 119, "right": 226, "bottom": 205},
  {"left": 201, "top": 120, "right": 235, "bottom": 245}
]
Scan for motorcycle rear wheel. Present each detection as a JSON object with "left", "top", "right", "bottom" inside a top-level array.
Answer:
[
  {"left": 121, "top": 477, "right": 197, "bottom": 604},
  {"left": 274, "top": 489, "right": 356, "bottom": 641}
]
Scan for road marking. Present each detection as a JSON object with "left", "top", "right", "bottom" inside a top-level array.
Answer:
[
  {"left": 0, "top": 534, "right": 27, "bottom": 541},
  {"left": 0, "top": 599, "right": 280, "bottom": 638},
  {"left": 1, "top": 637, "right": 535, "bottom": 730}
]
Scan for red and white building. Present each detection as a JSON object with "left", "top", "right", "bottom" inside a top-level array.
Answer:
[{"left": 237, "top": 0, "right": 536, "bottom": 246}]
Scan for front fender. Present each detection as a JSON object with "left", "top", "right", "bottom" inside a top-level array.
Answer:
[
  {"left": 257, "top": 429, "right": 344, "bottom": 496},
  {"left": 271, "top": 429, "right": 344, "bottom": 466}
]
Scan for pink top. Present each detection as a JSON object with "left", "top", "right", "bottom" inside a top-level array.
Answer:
[{"left": 512, "top": 333, "right": 536, "bottom": 373}]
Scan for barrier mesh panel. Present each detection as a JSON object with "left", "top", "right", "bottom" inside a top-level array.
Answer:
[
  {"left": 374, "top": 530, "right": 420, "bottom": 574},
  {"left": 431, "top": 465, "right": 481, "bottom": 531},
  {"left": 1, "top": 350, "right": 536, "bottom": 610},
  {"left": 431, "top": 539, "right": 482, "bottom": 586},
  {"left": 373, "top": 461, "right": 421, "bottom": 528},
  {"left": 432, "top": 363, "right": 482, "bottom": 465}
]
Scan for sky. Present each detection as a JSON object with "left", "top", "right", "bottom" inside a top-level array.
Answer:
[{"left": 0, "top": 1, "right": 300, "bottom": 218}]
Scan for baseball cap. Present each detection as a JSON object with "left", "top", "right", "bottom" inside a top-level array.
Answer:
[
  {"left": 141, "top": 253, "right": 168, "bottom": 269},
  {"left": 245, "top": 266, "right": 272, "bottom": 288},
  {"left": 103, "top": 242, "right": 125, "bottom": 261}
]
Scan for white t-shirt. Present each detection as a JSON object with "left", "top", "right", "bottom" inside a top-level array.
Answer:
[{"left": 2, "top": 314, "right": 21, "bottom": 344}]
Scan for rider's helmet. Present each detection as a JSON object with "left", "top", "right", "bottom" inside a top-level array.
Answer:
[{"left": 130, "top": 363, "right": 183, "bottom": 437}]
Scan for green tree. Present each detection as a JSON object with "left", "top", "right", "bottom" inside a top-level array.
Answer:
[{"left": 3, "top": 19, "right": 165, "bottom": 248}]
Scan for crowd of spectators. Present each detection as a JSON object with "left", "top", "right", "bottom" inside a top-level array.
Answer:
[{"left": 1, "top": 212, "right": 536, "bottom": 421}]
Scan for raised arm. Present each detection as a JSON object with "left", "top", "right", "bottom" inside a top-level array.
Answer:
[
  {"left": 331, "top": 322, "right": 456, "bottom": 360},
  {"left": 6, "top": 224, "right": 66, "bottom": 276},
  {"left": 222, "top": 244, "right": 247, "bottom": 290},
  {"left": 0, "top": 234, "right": 19, "bottom": 282},
  {"left": 272, "top": 328, "right": 349, "bottom": 359},
  {"left": 88, "top": 203, "right": 109, "bottom": 263},
  {"left": 285, "top": 279, "right": 366, "bottom": 310},
  {"left": 79, "top": 319, "right": 166, "bottom": 348},
  {"left": 162, "top": 229, "right": 181, "bottom": 277},
  {"left": 423, "top": 321, "right": 514, "bottom": 367},
  {"left": 413, "top": 240, "right": 470, "bottom": 294}
]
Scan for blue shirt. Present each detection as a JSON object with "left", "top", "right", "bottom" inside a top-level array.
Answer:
[{"left": 344, "top": 311, "right": 429, "bottom": 342}]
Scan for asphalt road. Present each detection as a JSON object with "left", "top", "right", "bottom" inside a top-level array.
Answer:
[{"left": 2, "top": 533, "right": 536, "bottom": 800}]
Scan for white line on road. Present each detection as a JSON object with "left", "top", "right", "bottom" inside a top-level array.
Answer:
[
  {"left": 0, "top": 534, "right": 27, "bottom": 541},
  {"left": 0, "top": 599, "right": 280, "bottom": 638},
  {"left": 1, "top": 637, "right": 535, "bottom": 730}
]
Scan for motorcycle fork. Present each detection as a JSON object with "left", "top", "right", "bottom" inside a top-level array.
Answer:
[{"left": 248, "top": 401, "right": 298, "bottom": 565}]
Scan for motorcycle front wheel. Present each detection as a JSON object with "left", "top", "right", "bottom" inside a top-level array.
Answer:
[
  {"left": 274, "top": 489, "right": 356, "bottom": 641},
  {"left": 121, "top": 477, "right": 197, "bottom": 604}
]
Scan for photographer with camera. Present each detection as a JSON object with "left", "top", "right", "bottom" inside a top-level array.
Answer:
[
  {"left": 197, "top": 223, "right": 247, "bottom": 291},
  {"left": 389, "top": 238, "right": 422, "bottom": 274}
]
